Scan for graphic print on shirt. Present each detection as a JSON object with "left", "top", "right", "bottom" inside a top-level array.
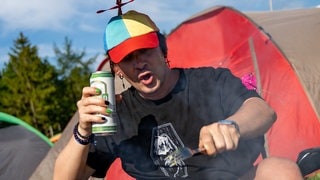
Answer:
[{"left": 151, "top": 123, "right": 188, "bottom": 178}]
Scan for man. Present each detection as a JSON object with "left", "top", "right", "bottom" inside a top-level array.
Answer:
[{"left": 54, "top": 10, "right": 303, "bottom": 179}]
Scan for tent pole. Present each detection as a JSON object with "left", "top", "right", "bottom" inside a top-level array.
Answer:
[{"left": 269, "top": 0, "right": 273, "bottom": 11}]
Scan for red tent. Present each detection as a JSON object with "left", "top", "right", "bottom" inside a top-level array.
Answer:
[{"left": 166, "top": 6, "right": 320, "bottom": 161}]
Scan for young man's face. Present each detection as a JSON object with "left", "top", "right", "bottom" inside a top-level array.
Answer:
[{"left": 114, "top": 46, "right": 171, "bottom": 99}]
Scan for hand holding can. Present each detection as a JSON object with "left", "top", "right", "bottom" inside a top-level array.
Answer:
[{"left": 90, "top": 71, "right": 117, "bottom": 136}]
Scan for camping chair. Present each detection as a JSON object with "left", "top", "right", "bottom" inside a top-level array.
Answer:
[
  {"left": 297, "top": 147, "right": 320, "bottom": 177},
  {"left": 104, "top": 149, "right": 320, "bottom": 179}
]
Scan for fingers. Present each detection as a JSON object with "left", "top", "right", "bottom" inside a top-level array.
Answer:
[
  {"left": 81, "top": 86, "right": 101, "bottom": 99},
  {"left": 76, "top": 86, "right": 109, "bottom": 133},
  {"left": 77, "top": 99, "right": 107, "bottom": 114},
  {"left": 199, "top": 122, "right": 240, "bottom": 156},
  {"left": 219, "top": 124, "right": 240, "bottom": 150},
  {"left": 78, "top": 86, "right": 108, "bottom": 108}
]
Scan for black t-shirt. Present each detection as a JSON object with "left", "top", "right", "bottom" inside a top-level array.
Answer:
[{"left": 87, "top": 67, "right": 264, "bottom": 179}]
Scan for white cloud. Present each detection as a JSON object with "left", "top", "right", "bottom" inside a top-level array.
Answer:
[
  {"left": 0, "top": 0, "right": 112, "bottom": 33},
  {"left": 119, "top": 0, "right": 218, "bottom": 32},
  {"left": 0, "top": 0, "right": 72, "bottom": 31},
  {"left": 0, "top": 0, "right": 317, "bottom": 33},
  {"left": 0, "top": 0, "right": 318, "bottom": 62}
]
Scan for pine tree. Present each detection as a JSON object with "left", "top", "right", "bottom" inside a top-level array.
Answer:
[
  {"left": 0, "top": 32, "right": 57, "bottom": 134},
  {"left": 51, "top": 37, "right": 97, "bottom": 132},
  {"left": 0, "top": 34, "right": 98, "bottom": 136}
]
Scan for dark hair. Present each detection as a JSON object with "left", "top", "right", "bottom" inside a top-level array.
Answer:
[{"left": 157, "top": 32, "right": 167, "bottom": 58}]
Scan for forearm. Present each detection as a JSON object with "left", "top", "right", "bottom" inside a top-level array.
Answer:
[
  {"left": 54, "top": 86, "right": 108, "bottom": 179},
  {"left": 53, "top": 136, "right": 92, "bottom": 180},
  {"left": 228, "top": 97, "right": 277, "bottom": 138}
]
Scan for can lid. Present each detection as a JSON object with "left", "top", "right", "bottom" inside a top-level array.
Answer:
[{"left": 91, "top": 71, "right": 113, "bottom": 78}]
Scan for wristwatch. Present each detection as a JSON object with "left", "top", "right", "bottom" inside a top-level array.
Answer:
[{"left": 218, "top": 119, "right": 240, "bottom": 134}]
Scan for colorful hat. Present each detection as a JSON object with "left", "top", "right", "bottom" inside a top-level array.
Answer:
[{"left": 104, "top": 10, "right": 160, "bottom": 63}]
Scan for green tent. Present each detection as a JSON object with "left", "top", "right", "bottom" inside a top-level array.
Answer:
[{"left": 0, "top": 112, "right": 52, "bottom": 180}]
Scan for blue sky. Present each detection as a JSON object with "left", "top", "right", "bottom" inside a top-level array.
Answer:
[{"left": 1, "top": 0, "right": 319, "bottom": 70}]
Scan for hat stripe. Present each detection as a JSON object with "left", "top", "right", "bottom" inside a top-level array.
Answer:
[
  {"left": 123, "top": 19, "right": 155, "bottom": 37},
  {"left": 104, "top": 18, "right": 131, "bottom": 50}
]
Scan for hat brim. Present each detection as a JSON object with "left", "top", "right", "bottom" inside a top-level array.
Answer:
[{"left": 108, "top": 32, "right": 159, "bottom": 63}]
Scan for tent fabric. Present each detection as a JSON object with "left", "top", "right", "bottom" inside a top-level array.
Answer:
[
  {"left": 166, "top": 6, "right": 320, "bottom": 161},
  {"left": 30, "top": 112, "right": 79, "bottom": 180},
  {"left": 246, "top": 7, "right": 320, "bottom": 160},
  {"left": 0, "top": 112, "right": 52, "bottom": 180},
  {"left": 247, "top": 7, "right": 320, "bottom": 119},
  {"left": 0, "top": 112, "right": 53, "bottom": 146},
  {"left": 31, "top": 6, "right": 320, "bottom": 179}
]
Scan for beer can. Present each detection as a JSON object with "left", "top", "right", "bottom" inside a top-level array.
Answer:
[{"left": 90, "top": 71, "right": 117, "bottom": 136}]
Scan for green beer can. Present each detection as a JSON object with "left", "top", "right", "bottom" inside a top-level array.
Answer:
[{"left": 90, "top": 71, "right": 117, "bottom": 135}]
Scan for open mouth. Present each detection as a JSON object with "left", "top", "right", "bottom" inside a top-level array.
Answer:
[{"left": 138, "top": 72, "right": 153, "bottom": 85}]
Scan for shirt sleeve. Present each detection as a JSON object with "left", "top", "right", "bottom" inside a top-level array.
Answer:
[{"left": 215, "top": 68, "right": 261, "bottom": 116}]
